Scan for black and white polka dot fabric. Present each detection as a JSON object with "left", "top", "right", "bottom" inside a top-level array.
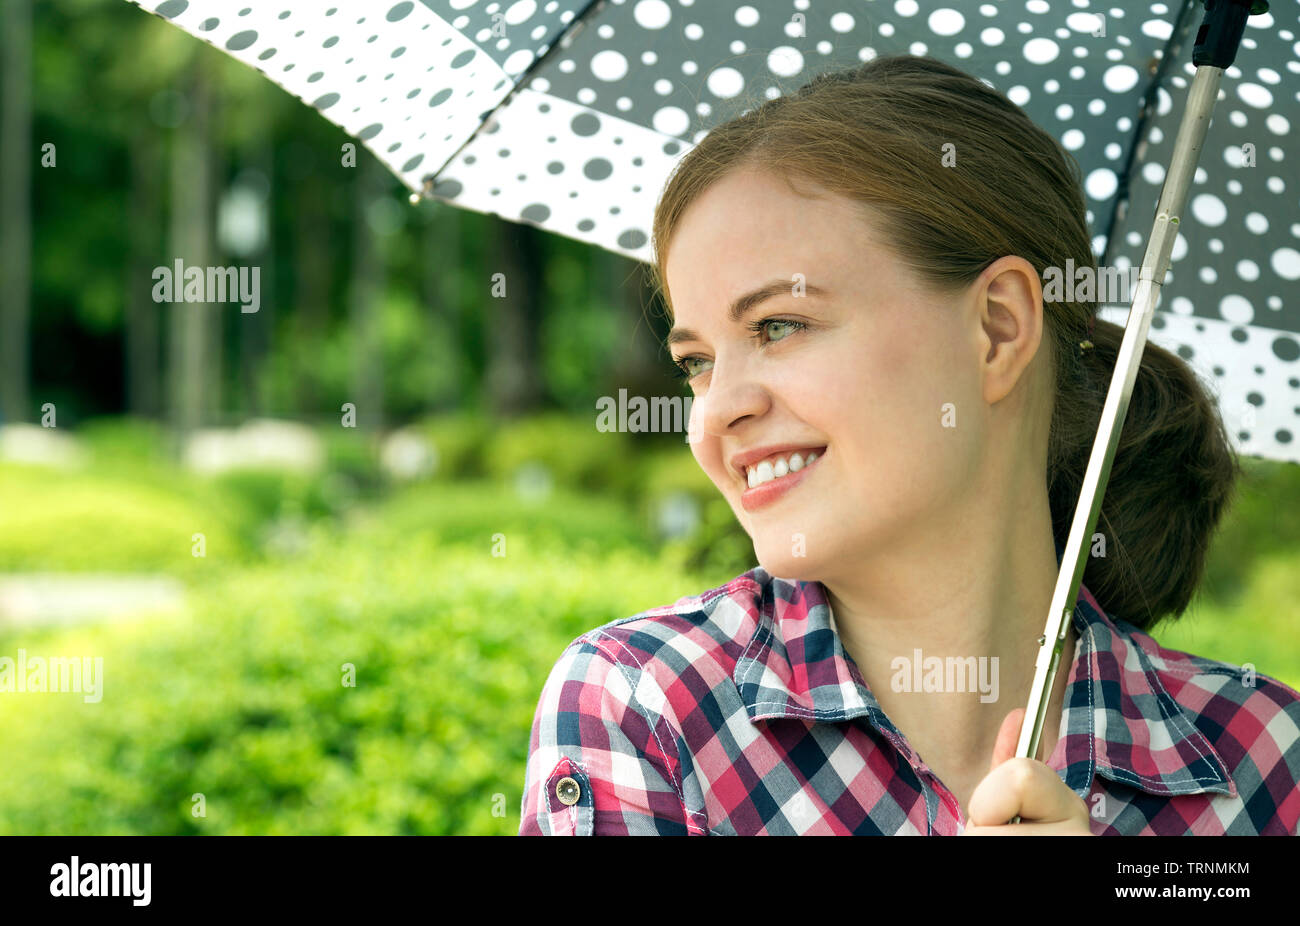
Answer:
[
  {"left": 1099, "top": 5, "right": 1299, "bottom": 462},
  {"left": 129, "top": 0, "right": 1300, "bottom": 462}
]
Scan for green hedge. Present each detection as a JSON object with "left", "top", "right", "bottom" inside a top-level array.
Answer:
[
  {"left": 0, "top": 531, "right": 710, "bottom": 835},
  {"left": 0, "top": 413, "right": 758, "bottom": 572},
  {"left": 0, "top": 462, "right": 250, "bottom": 572},
  {"left": 352, "top": 479, "right": 656, "bottom": 556},
  {"left": 413, "top": 413, "right": 493, "bottom": 482},
  {"left": 481, "top": 412, "right": 634, "bottom": 495}
]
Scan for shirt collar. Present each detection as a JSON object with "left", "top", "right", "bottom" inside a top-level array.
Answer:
[{"left": 728, "top": 541, "right": 1235, "bottom": 800}]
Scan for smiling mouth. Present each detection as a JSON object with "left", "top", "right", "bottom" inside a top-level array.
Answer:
[{"left": 742, "top": 446, "right": 826, "bottom": 489}]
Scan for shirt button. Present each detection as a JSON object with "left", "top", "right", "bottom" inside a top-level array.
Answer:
[{"left": 555, "top": 776, "right": 581, "bottom": 806}]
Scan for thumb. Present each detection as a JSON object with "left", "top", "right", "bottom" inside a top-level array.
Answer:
[{"left": 990, "top": 707, "right": 1025, "bottom": 771}]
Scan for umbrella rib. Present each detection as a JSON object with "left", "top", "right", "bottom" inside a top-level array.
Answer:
[
  {"left": 418, "top": 0, "right": 607, "bottom": 194},
  {"left": 1100, "top": 0, "right": 1200, "bottom": 269}
]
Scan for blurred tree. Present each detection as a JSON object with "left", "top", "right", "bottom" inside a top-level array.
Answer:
[
  {"left": 422, "top": 202, "right": 465, "bottom": 410},
  {"left": 293, "top": 154, "right": 331, "bottom": 337},
  {"left": 348, "top": 153, "right": 386, "bottom": 432},
  {"left": 1, "top": 0, "right": 32, "bottom": 423},
  {"left": 166, "top": 53, "right": 215, "bottom": 443},
  {"left": 231, "top": 150, "right": 275, "bottom": 419},
  {"left": 486, "top": 218, "right": 546, "bottom": 416},
  {"left": 126, "top": 129, "right": 162, "bottom": 419},
  {"left": 16, "top": 0, "right": 684, "bottom": 428}
]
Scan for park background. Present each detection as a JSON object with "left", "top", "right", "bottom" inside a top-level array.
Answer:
[{"left": 0, "top": 0, "right": 1296, "bottom": 834}]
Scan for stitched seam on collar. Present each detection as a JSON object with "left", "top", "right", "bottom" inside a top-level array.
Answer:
[
  {"left": 1089, "top": 624, "right": 1233, "bottom": 792},
  {"left": 735, "top": 577, "right": 774, "bottom": 697},
  {"left": 924, "top": 770, "right": 935, "bottom": 834},
  {"left": 740, "top": 581, "right": 914, "bottom": 760},
  {"left": 1078, "top": 621, "right": 1098, "bottom": 796},
  {"left": 1128, "top": 635, "right": 1235, "bottom": 789},
  {"left": 705, "top": 572, "right": 763, "bottom": 608}
]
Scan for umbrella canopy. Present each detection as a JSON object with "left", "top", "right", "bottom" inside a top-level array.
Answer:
[
  {"left": 1100, "top": 2, "right": 1299, "bottom": 464},
  {"left": 126, "top": 0, "right": 1299, "bottom": 462}
]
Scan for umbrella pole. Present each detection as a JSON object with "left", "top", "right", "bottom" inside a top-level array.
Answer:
[{"left": 1008, "top": 0, "right": 1268, "bottom": 821}]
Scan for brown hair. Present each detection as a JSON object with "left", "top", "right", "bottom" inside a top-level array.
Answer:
[{"left": 649, "top": 54, "right": 1242, "bottom": 631}]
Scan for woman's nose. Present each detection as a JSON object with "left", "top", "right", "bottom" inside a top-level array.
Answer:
[{"left": 690, "top": 358, "right": 771, "bottom": 437}]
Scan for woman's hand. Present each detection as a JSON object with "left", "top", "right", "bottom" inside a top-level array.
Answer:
[{"left": 960, "top": 707, "right": 1094, "bottom": 835}]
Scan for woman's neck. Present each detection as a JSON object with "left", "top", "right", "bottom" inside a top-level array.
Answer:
[{"left": 820, "top": 507, "right": 1069, "bottom": 787}]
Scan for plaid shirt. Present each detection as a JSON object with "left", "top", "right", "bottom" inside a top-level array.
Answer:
[{"left": 520, "top": 561, "right": 1300, "bottom": 835}]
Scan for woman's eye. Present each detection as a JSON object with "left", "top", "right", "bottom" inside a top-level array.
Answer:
[
  {"left": 672, "top": 318, "right": 805, "bottom": 380},
  {"left": 753, "top": 318, "right": 806, "bottom": 343},
  {"left": 762, "top": 319, "right": 800, "bottom": 341},
  {"left": 676, "top": 356, "right": 712, "bottom": 379}
]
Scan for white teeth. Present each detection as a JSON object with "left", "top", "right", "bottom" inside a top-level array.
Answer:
[{"left": 744, "top": 449, "right": 823, "bottom": 488}]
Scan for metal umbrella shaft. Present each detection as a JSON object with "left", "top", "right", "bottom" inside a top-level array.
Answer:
[
  {"left": 1015, "top": 64, "right": 1223, "bottom": 767},
  {"left": 1007, "top": 0, "right": 1268, "bottom": 825}
]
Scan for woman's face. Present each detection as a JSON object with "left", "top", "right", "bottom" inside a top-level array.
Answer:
[{"left": 663, "top": 167, "right": 1041, "bottom": 584}]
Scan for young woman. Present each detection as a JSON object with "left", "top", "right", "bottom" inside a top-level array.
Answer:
[{"left": 520, "top": 55, "right": 1300, "bottom": 835}]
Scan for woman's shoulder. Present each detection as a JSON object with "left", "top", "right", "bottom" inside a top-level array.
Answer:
[
  {"left": 1122, "top": 619, "right": 1300, "bottom": 717},
  {"left": 1117, "top": 619, "right": 1300, "bottom": 787},
  {"left": 540, "top": 567, "right": 774, "bottom": 702},
  {"left": 522, "top": 572, "right": 777, "bottom": 835}
]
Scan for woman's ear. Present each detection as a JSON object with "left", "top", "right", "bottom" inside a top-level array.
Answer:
[{"left": 977, "top": 256, "right": 1043, "bottom": 408}]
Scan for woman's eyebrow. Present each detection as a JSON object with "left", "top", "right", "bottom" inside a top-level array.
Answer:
[{"left": 665, "top": 279, "right": 828, "bottom": 346}]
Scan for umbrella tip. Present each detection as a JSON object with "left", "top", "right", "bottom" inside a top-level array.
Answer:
[{"left": 411, "top": 175, "right": 438, "bottom": 205}]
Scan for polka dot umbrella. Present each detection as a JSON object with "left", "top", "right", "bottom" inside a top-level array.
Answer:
[
  {"left": 128, "top": 0, "right": 1288, "bottom": 812},
  {"left": 126, "top": 0, "right": 1299, "bottom": 464}
]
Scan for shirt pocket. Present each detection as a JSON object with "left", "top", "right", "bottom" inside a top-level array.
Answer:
[{"left": 541, "top": 756, "right": 595, "bottom": 835}]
